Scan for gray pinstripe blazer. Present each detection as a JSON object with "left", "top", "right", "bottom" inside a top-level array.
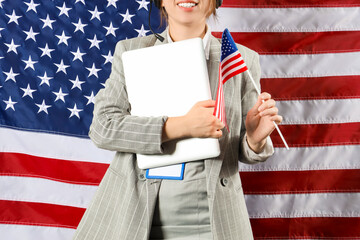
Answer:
[{"left": 73, "top": 31, "right": 274, "bottom": 240}]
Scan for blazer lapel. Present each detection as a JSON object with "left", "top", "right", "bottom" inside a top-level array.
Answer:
[{"left": 208, "top": 35, "right": 221, "bottom": 62}]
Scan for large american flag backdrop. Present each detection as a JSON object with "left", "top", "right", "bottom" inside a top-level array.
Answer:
[{"left": 0, "top": 0, "right": 359, "bottom": 239}]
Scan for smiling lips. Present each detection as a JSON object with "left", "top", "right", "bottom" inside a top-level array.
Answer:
[{"left": 177, "top": 1, "right": 198, "bottom": 8}]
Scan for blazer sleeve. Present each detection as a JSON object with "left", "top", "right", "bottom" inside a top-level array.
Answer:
[
  {"left": 88, "top": 40, "right": 168, "bottom": 154},
  {"left": 238, "top": 49, "right": 274, "bottom": 164}
]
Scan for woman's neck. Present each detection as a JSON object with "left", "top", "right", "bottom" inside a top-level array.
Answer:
[{"left": 168, "top": 22, "right": 207, "bottom": 42}]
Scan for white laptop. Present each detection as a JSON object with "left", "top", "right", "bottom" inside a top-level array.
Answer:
[{"left": 122, "top": 38, "right": 220, "bottom": 169}]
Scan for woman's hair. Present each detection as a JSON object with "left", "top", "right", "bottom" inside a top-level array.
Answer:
[{"left": 159, "top": 0, "right": 217, "bottom": 26}]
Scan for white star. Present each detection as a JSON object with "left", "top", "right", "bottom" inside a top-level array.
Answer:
[
  {"left": 39, "top": 43, "right": 55, "bottom": 58},
  {"left": 136, "top": 0, "right": 150, "bottom": 10},
  {"left": 86, "top": 63, "right": 101, "bottom": 78},
  {"left": 107, "top": 0, "right": 118, "bottom": 8},
  {"left": 87, "top": 35, "right": 103, "bottom": 49},
  {"left": 72, "top": 18, "right": 87, "bottom": 33},
  {"left": 75, "top": 0, "right": 85, "bottom": 5},
  {"left": 67, "top": 104, "right": 83, "bottom": 119},
  {"left": 52, "top": 88, "right": 68, "bottom": 102},
  {"left": 25, "top": 0, "right": 40, "bottom": 13},
  {"left": 5, "top": 39, "right": 20, "bottom": 54},
  {"left": 57, "top": 2, "right": 71, "bottom": 17},
  {"left": 89, "top": 6, "right": 103, "bottom": 21},
  {"left": 104, "top": 22, "right": 118, "bottom": 37},
  {"left": 71, "top": 47, "right": 86, "bottom": 62},
  {"left": 70, "top": 76, "right": 85, "bottom": 90},
  {"left": 135, "top": 24, "right": 150, "bottom": 37},
  {"left": 56, "top": 31, "right": 71, "bottom": 46},
  {"left": 40, "top": 14, "right": 56, "bottom": 29},
  {"left": 20, "top": 84, "right": 37, "bottom": 98},
  {"left": 120, "top": 9, "right": 135, "bottom": 24},
  {"left": 4, "top": 68, "right": 19, "bottom": 82},
  {"left": 0, "top": 27, "right": 4, "bottom": 37},
  {"left": 3, "top": 97, "right": 17, "bottom": 111},
  {"left": 0, "top": 0, "right": 4, "bottom": 8},
  {"left": 23, "top": 56, "right": 38, "bottom": 70},
  {"left": 36, "top": 100, "right": 51, "bottom": 114},
  {"left": 6, "top": 10, "right": 21, "bottom": 25},
  {"left": 85, "top": 91, "right": 96, "bottom": 105},
  {"left": 54, "top": 60, "right": 70, "bottom": 74},
  {"left": 24, "top": 27, "right": 39, "bottom": 41},
  {"left": 38, "top": 72, "right": 52, "bottom": 86},
  {"left": 102, "top": 51, "right": 113, "bottom": 65}
]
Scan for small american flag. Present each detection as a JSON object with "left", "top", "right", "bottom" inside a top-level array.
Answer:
[{"left": 214, "top": 28, "right": 248, "bottom": 131}]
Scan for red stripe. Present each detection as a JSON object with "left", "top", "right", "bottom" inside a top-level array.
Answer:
[
  {"left": 0, "top": 152, "right": 108, "bottom": 185},
  {"left": 212, "top": 31, "right": 360, "bottom": 54},
  {"left": 221, "top": 60, "right": 245, "bottom": 77},
  {"left": 260, "top": 75, "right": 360, "bottom": 101},
  {"left": 221, "top": 60, "right": 245, "bottom": 79},
  {"left": 0, "top": 200, "right": 85, "bottom": 229},
  {"left": 271, "top": 122, "right": 360, "bottom": 148},
  {"left": 222, "top": 0, "right": 360, "bottom": 8},
  {"left": 250, "top": 217, "right": 360, "bottom": 239},
  {"left": 240, "top": 169, "right": 360, "bottom": 195}
]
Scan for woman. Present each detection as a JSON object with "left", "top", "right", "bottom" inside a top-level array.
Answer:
[{"left": 73, "top": 0, "right": 282, "bottom": 239}]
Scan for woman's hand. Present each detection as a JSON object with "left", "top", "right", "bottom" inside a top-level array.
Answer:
[
  {"left": 162, "top": 100, "right": 225, "bottom": 142},
  {"left": 245, "top": 92, "right": 283, "bottom": 153}
]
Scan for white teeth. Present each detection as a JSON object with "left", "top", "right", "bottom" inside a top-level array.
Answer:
[{"left": 178, "top": 2, "right": 196, "bottom": 8}]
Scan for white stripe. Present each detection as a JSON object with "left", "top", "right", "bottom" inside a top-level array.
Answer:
[
  {"left": 209, "top": 7, "right": 360, "bottom": 32},
  {"left": 0, "top": 127, "right": 114, "bottom": 164},
  {"left": 0, "top": 176, "right": 97, "bottom": 208},
  {"left": 0, "top": 225, "right": 75, "bottom": 240},
  {"left": 278, "top": 99, "right": 360, "bottom": 125},
  {"left": 239, "top": 145, "right": 360, "bottom": 171},
  {"left": 245, "top": 193, "right": 360, "bottom": 218},
  {"left": 259, "top": 52, "right": 360, "bottom": 78}
]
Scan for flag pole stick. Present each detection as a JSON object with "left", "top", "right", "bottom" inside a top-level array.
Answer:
[{"left": 245, "top": 70, "right": 290, "bottom": 150}]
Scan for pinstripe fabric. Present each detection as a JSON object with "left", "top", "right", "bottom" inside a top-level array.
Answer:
[{"left": 73, "top": 31, "right": 274, "bottom": 240}]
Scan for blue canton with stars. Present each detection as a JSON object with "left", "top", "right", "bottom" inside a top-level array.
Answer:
[
  {"left": 0, "top": 0, "right": 164, "bottom": 137},
  {"left": 221, "top": 28, "right": 239, "bottom": 62}
]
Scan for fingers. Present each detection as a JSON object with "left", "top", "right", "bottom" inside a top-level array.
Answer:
[
  {"left": 271, "top": 115, "right": 283, "bottom": 124},
  {"left": 258, "top": 104, "right": 282, "bottom": 124},
  {"left": 185, "top": 100, "right": 225, "bottom": 139},
  {"left": 257, "top": 92, "right": 283, "bottom": 124},
  {"left": 250, "top": 92, "right": 272, "bottom": 116},
  {"left": 260, "top": 92, "right": 271, "bottom": 101},
  {"left": 215, "top": 118, "right": 225, "bottom": 130},
  {"left": 213, "top": 129, "right": 223, "bottom": 138},
  {"left": 258, "top": 99, "right": 275, "bottom": 112},
  {"left": 210, "top": 120, "right": 225, "bottom": 138},
  {"left": 259, "top": 105, "right": 278, "bottom": 117},
  {"left": 196, "top": 99, "right": 216, "bottom": 108}
]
